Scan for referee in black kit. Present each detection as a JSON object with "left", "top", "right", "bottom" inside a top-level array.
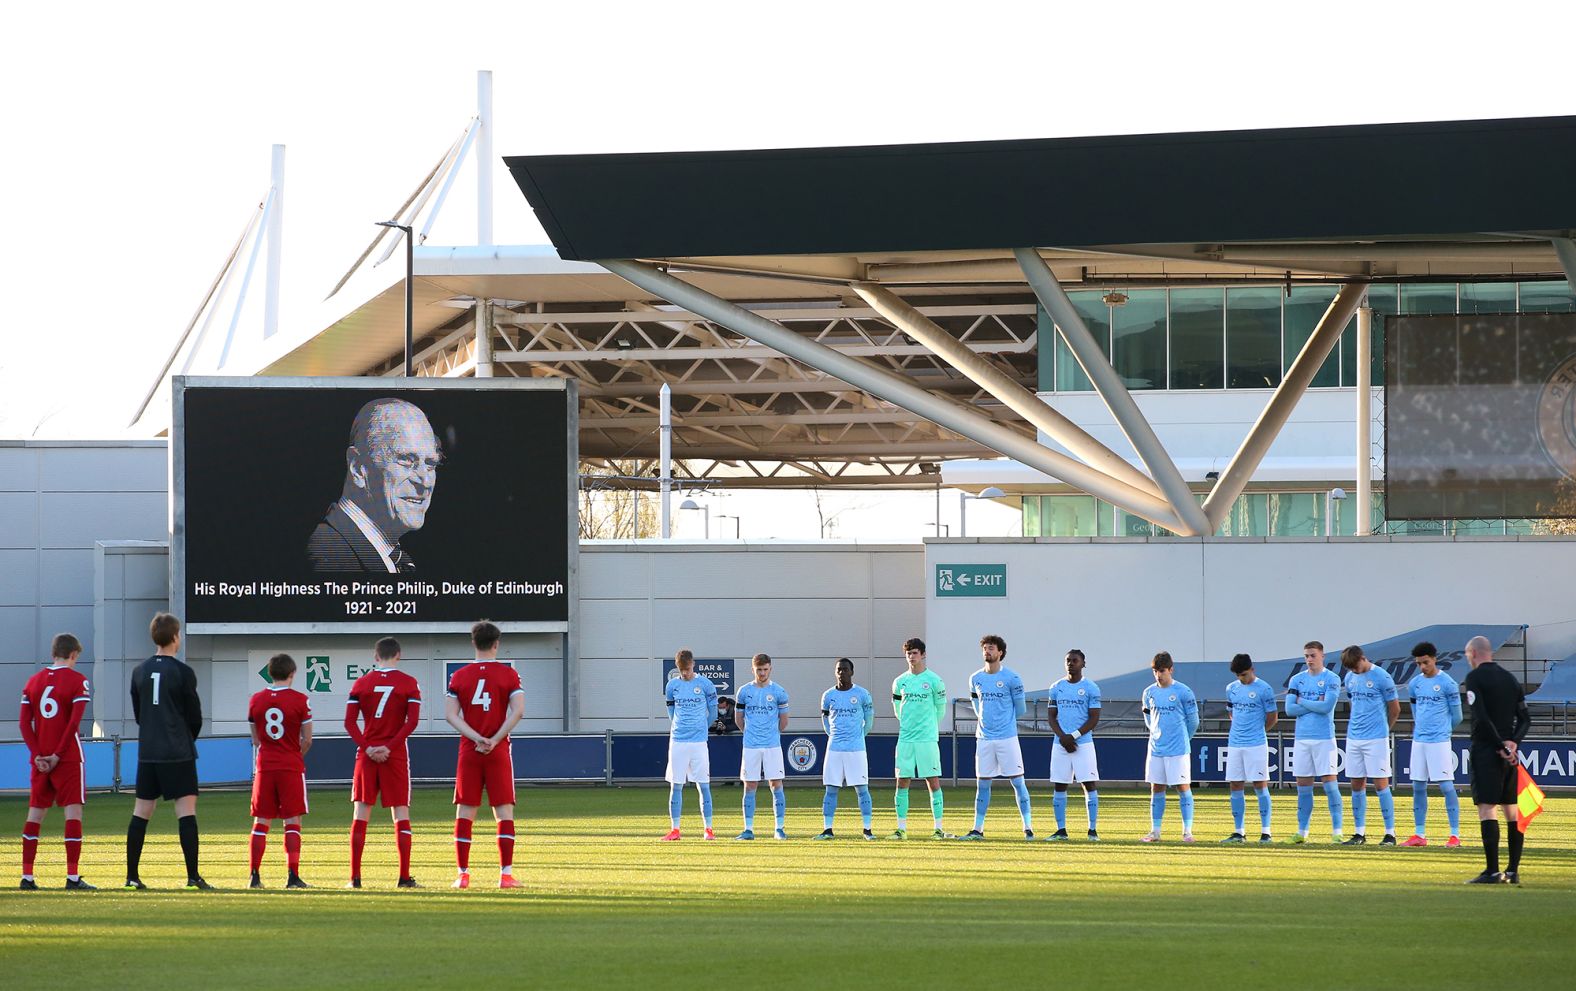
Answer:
[
  {"left": 125, "top": 613, "right": 212, "bottom": 890},
  {"left": 1462, "top": 635, "right": 1532, "bottom": 885}
]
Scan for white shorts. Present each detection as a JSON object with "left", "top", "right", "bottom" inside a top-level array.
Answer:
[
  {"left": 1293, "top": 738, "right": 1338, "bottom": 778},
  {"left": 1224, "top": 744, "right": 1270, "bottom": 783},
  {"left": 975, "top": 737, "right": 1025, "bottom": 779},
  {"left": 822, "top": 750, "right": 869, "bottom": 787},
  {"left": 741, "top": 746, "right": 785, "bottom": 782},
  {"left": 1145, "top": 753, "right": 1190, "bottom": 786},
  {"left": 1410, "top": 741, "right": 1456, "bottom": 782},
  {"left": 1345, "top": 738, "right": 1392, "bottom": 779},
  {"left": 665, "top": 740, "right": 710, "bottom": 784},
  {"left": 1049, "top": 740, "right": 1100, "bottom": 784}
]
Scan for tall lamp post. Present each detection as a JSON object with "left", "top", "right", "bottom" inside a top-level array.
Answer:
[
  {"left": 376, "top": 220, "right": 414, "bottom": 375},
  {"left": 959, "top": 486, "right": 1007, "bottom": 537}
]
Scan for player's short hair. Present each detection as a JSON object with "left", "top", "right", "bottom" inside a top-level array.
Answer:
[
  {"left": 149, "top": 612, "right": 181, "bottom": 647},
  {"left": 1410, "top": 641, "right": 1437, "bottom": 659},
  {"left": 1339, "top": 645, "right": 1364, "bottom": 669},
  {"left": 675, "top": 648, "right": 694, "bottom": 668},
  {"left": 1229, "top": 653, "right": 1253, "bottom": 674},
  {"left": 1303, "top": 640, "right": 1324, "bottom": 652},
  {"left": 1065, "top": 648, "right": 1085, "bottom": 663},
  {"left": 50, "top": 633, "right": 82, "bottom": 659},
  {"left": 836, "top": 657, "right": 853, "bottom": 671},
  {"left": 752, "top": 652, "right": 771, "bottom": 667},
  {"left": 1151, "top": 651, "right": 1174, "bottom": 670},
  {"left": 471, "top": 620, "right": 501, "bottom": 652},
  {"left": 979, "top": 634, "right": 1006, "bottom": 656},
  {"left": 902, "top": 637, "right": 926, "bottom": 654},
  {"left": 375, "top": 637, "right": 401, "bottom": 662},
  {"left": 268, "top": 653, "right": 297, "bottom": 681}
]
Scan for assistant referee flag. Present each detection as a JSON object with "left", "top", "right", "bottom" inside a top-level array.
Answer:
[{"left": 1516, "top": 765, "right": 1545, "bottom": 833}]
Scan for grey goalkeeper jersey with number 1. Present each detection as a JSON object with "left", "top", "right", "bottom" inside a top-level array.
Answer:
[{"left": 130, "top": 654, "right": 203, "bottom": 763}]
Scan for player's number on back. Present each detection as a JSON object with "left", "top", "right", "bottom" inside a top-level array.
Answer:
[
  {"left": 150, "top": 671, "right": 161, "bottom": 705},
  {"left": 471, "top": 681, "right": 492, "bottom": 712},
  {"left": 372, "top": 684, "right": 395, "bottom": 718},
  {"left": 39, "top": 686, "right": 58, "bottom": 719},
  {"left": 264, "top": 707, "right": 286, "bottom": 741}
]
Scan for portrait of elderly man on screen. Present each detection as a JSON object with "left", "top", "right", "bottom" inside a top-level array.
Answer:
[{"left": 307, "top": 398, "right": 442, "bottom": 573}]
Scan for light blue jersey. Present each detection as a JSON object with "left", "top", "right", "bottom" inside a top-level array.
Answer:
[
  {"left": 1048, "top": 677, "right": 1101, "bottom": 745},
  {"left": 820, "top": 685, "right": 874, "bottom": 752},
  {"left": 969, "top": 666, "right": 1025, "bottom": 740},
  {"left": 736, "top": 681, "right": 789, "bottom": 749},
  {"left": 1408, "top": 671, "right": 1462, "bottom": 743},
  {"left": 1142, "top": 681, "right": 1197, "bottom": 758},
  {"left": 1344, "top": 666, "right": 1398, "bottom": 741},
  {"left": 1225, "top": 677, "right": 1274, "bottom": 747},
  {"left": 664, "top": 675, "right": 718, "bottom": 743},
  {"left": 1285, "top": 668, "right": 1342, "bottom": 741}
]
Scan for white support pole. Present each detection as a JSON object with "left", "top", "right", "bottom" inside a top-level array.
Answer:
[
  {"left": 851, "top": 282, "right": 1164, "bottom": 500},
  {"left": 475, "top": 299, "right": 494, "bottom": 377},
  {"left": 1355, "top": 306, "right": 1373, "bottom": 535},
  {"left": 602, "top": 259, "right": 1184, "bottom": 532},
  {"left": 419, "top": 118, "right": 478, "bottom": 245},
  {"left": 477, "top": 69, "right": 494, "bottom": 246},
  {"left": 1202, "top": 282, "right": 1367, "bottom": 529},
  {"left": 1553, "top": 237, "right": 1576, "bottom": 296},
  {"left": 1015, "top": 248, "right": 1211, "bottom": 535},
  {"left": 263, "top": 144, "right": 284, "bottom": 339},
  {"left": 958, "top": 491, "right": 968, "bottom": 538},
  {"left": 218, "top": 186, "right": 276, "bottom": 369},
  {"left": 659, "top": 382, "right": 673, "bottom": 538}
]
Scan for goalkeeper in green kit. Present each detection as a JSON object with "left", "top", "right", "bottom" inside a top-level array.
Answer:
[{"left": 890, "top": 637, "right": 950, "bottom": 839}]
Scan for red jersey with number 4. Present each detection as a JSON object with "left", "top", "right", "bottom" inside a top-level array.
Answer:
[
  {"left": 20, "top": 666, "right": 91, "bottom": 762},
  {"left": 447, "top": 661, "right": 522, "bottom": 754},
  {"left": 248, "top": 687, "right": 312, "bottom": 772},
  {"left": 347, "top": 668, "right": 422, "bottom": 747}
]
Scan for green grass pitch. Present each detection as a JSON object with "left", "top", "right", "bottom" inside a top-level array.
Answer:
[{"left": 2, "top": 785, "right": 1573, "bottom": 989}]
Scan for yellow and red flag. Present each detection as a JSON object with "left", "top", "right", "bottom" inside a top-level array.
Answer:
[{"left": 1516, "top": 765, "right": 1545, "bottom": 833}]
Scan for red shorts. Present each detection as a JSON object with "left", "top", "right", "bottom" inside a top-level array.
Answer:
[
  {"left": 30, "top": 761, "right": 85, "bottom": 808},
  {"left": 352, "top": 754, "right": 412, "bottom": 808},
  {"left": 454, "top": 746, "right": 515, "bottom": 808},
  {"left": 251, "top": 769, "right": 309, "bottom": 820}
]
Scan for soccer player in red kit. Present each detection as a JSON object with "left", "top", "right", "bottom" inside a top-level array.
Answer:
[
  {"left": 247, "top": 653, "right": 314, "bottom": 889},
  {"left": 344, "top": 636, "right": 422, "bottom": 888},
  {"left": 444, "top": 621, "right": 525, "bottom": 890},
  {"left": 18, "top": 633, "right": 94, "bottom": 890}
]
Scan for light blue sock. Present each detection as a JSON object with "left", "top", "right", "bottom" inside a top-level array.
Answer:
[
  {"left": 1296, "top": 785, "right": 1314, "bottom": 833},
  {"left": 1352, "top": 788, "right": 1368, "bottom": 833},
  {"left": 1053, "top": 790, "right": 1068, "bottom": 831},
  {"left": 743, "top": 789, "right": 757, "bottom": 831},
  {"left": 822, "top": 786, "right": 838, "bottom": 829},
  {"left": 973, "top": 779, "right": 992, "bottom": 832},
  {"left": 1412, "top": 782, "right": 1429, "bottom": 836},
  {"left": 1086, "top": 792, "right": 1099, "bottom": 832},
  {"left": 1150, "top": 791, "right": 1166, "bottom": 832},
  {"left": 1442, "top": 782, "right": 1460, "bottom": 836},
  {"left": 669, "top": 784, "right": 683, "bottom": 828},
  {"left": 772, "top": 786, "right": 786, "bottom": 830},
  {"left": 1377, "top": 787, "right": 1395, "bottom": 835},
  {"left": 1230, "top": 789, "right": 1246, "bottom": 833},
  {"left": 1179, "top": 790, "right": 1194, "bottom": 832},
  {"left": 1010, "top": 777, "right": 1033, "bottom": 830},
  {"left": 1255, "top": 787, "right": 1272, "bottom": 832},
  {"left": 697, "top": 782, "right": 713, "bottom": 827},
  {"left": 1323, "top": 781, "right": 1343, "bottom": 833},
  {"left": 856, "top": 785, "right": 872, "bottom": 829}
]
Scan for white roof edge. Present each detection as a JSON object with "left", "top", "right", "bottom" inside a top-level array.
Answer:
[
  {"left": 413, "top": 243, "right": 607, "bottom": 278},
  {"left": 942, "top": 456, "right": 1380, "bottom": 488}
]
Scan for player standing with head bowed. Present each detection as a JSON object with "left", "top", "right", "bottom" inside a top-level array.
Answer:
[
  {"left": 246, "top": 653, "right": 313, "bottom": 889},
  {"left": 1339, "top": 645, "right": 1399, "bottom": 846},
  {"left": 734, "top": 653, "right": 791, "bottom": 840},
  {"left": 345, "top": 636, "right": 423, "bottom": 888},
  {"left": 890, "top": 637, "right": 949, "bottom": 840},
  {"left": 1401, "top": 642, "right": 1463, "bottom": 848},
  {"left": 817, "top": 658, "right": 876, "bottom": 840},
  {"left": 445, "top": 621, "right": 526, "bottom": 889},
  {"left": 1141, "top": 652, "right": 1198, "bottom": 843},
  {"left": 1284, "top": 640, "right": 1344, "bottom": 844},
  {"left": 662, "top": 649, "right": 718, "bottom": 841},
  {"left": 1047, "top": 648, "right": 1102, "bottom": 842},
  {"left": 1221, "top": 654, "right": 1276, "bottom": 844},
  {"left": 18, "top": 633, "right": 94, "bottom": 890},
  {"left": 960, "top": 635, "right": 1033, "bottom": 841}
]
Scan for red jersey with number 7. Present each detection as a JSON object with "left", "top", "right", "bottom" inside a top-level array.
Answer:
[
  {"left": 347, "top": 668, "right": 423, "bottom": 747},
  {"left": 248, "top": 687, "right": 313, "bottom": 772},
  {"left": 446, "top": 661, "right": 523, "bottom": 754}
]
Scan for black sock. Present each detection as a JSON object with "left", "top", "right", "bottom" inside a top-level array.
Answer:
[
  {"left": 1507, "top": 821, "right": 1524, "bottom": 872},
  {"left": 178, "top": 815, "right": 201, "bottom": 880},
  {"left": 126, "top": 815, "right": 149, "bottom": 880},
  {"left": 1479, "top": 818, "right": 1500, "bottom": 874}
]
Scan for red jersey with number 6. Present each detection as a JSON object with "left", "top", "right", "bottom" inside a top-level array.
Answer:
[
  {"left": 347, "top": 668, "right": 423, "bottom": 747},
  {"left": 446, "top": 661, "right": 523, "bottom": 754},
  {"left": 20, "top": 666, "right": 91, "bottom": 762},
  {"left": 248, "top": 687, "right": 312, "bottom": 772}
]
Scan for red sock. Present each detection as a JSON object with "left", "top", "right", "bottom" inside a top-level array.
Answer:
[
  {"left": 395, "top": 819, "right": 413, "bottom": 878},
  {"left": 250, "top": 822, "right": 270, "bottom": 872},
  {"left": 497, "top": 820, "right": 515, "bottom": 871},
  {"left": 284, "top": 826, "right": 302, "bottom": 873},
  {"left": 64, "top": 818, "right": 82, "bottom": 876},
  {"left": 454, "top": 818, "right": 473, "bottom": 872},
  {"left": 22, "top": 824, "right": 40, "bottom": 876},
  {"left": 349, "top": 819, "right": 368, "bottom": 878}
]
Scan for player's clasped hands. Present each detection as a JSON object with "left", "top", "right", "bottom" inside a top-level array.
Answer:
[{"left": 366, "top": 746, "right": 391, "bottom": 763}]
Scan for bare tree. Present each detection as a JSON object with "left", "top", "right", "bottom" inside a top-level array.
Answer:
[{"left": 579, "top": 459, "right": 662, "bottom": 539}]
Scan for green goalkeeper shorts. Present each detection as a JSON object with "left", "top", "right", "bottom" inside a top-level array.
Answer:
[{"left": 896, "top": 740, "right": 942, "bottom": 778}]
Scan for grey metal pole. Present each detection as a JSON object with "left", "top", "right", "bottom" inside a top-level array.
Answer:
[
  {"left": 959, "top": 490, "right": 967, "bottom": 538},
  {"left": 1355, "top": 306, "right": 1372, "bottom": 534},
  {"left": 474, "top": 299, "right": 494, "bottom": 377},
  {"left": 659, "top": 383, "right": 672, "bottom": 538},
  {"left": 404, "top": 229, "right": 414, "bottom": 376},
  {"left": 476, "top": 70, "right": 494, "bottom": 246},
  {"left": 263, "top": 144, "right": 284, "bottom": 339}
]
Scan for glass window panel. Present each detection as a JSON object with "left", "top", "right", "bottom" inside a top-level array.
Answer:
[
  {"left": 1365, "top": 284, "right": 1397, "bottom": 388},
  {"left": 1022, "top": 495, "right": 1041, "bottom": 537},
  {"left": 1096, "top": 500, "right": 1116, "bottom": 537},
  {"left": 1284, "top": 286, "right": 1341, "bottom": 387},
  {"left": 1269, "top": 492, "right": 1321, "bottom": 536},
  {"left": 1169, "top": 288, "right": 1225, "bottom": 389},
  {"left": 1518, "top": 281, "right": 1576, "bottom": 313},
  {"left": 1042, "top": 495, "right": 1101, "bottom": 536},
  {"left": 1048, "top": 293, "right": 1111, "bottom": 392},
  {"left": 1401, "top": 283, "right": 1458, "bottom": 315},
  {"left": 1460, "top": 282, "right": 1516, "bottom": 314},
  {"left": 1120, "top": 509, "right": 1154, "bottom": 537},
  {"left": 1226, "top": 287, "right": 1282, "bottom": 389},
  {"left": 1111, "top": 289, "right": 1166, "bottom": 390}
]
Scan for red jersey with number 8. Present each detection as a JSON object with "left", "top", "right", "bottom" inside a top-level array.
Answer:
[
  {"left": 446, "top": 661, "right": 522, "bottom": 753},
  {"left": 248, "top": 687, "right": 312, "bottom": 772}
]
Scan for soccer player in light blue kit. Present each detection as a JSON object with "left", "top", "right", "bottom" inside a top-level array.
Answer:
[
  {"left": 1284, "top": 640, "right": 1344, "bottom": 843},
  {"left": 1047, "top": 649, "right": 1102, "bottom": 841},
  {"left": 960, "top": 635, "right": 1033, "bottom": 841},
  {"left": 661, "top": 649, "right": 718, "bottom": 841},
  {"left": 1402, "top": 642, "right": 1464, "bottom": 848},
  {"left": 1222, "top": 653, "right": 1276, "bottom": 844},
  {"left": 1339, "top": 645, "right": 1400, "bottom": 846},
  {"left": 816, "top": 657, "right": 876, "bottom": 840},
  {"left": 1140, "top": 652, "right": 1198, "bottom": 842},
  {"left": 734, "top": 653, "right": 791, "bottom": 840}
]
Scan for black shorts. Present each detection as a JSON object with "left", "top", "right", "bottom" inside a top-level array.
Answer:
[
  {"left": 1468, "top": 746, "right": 1517, "bottom": 806},
  {"left": 135, "top": 760, "right": 199, "bottom": 801}
]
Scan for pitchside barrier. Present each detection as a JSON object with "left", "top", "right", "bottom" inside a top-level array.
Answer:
[{"left": 3, "top": 734, "right": 1575, "bottom": 792}]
